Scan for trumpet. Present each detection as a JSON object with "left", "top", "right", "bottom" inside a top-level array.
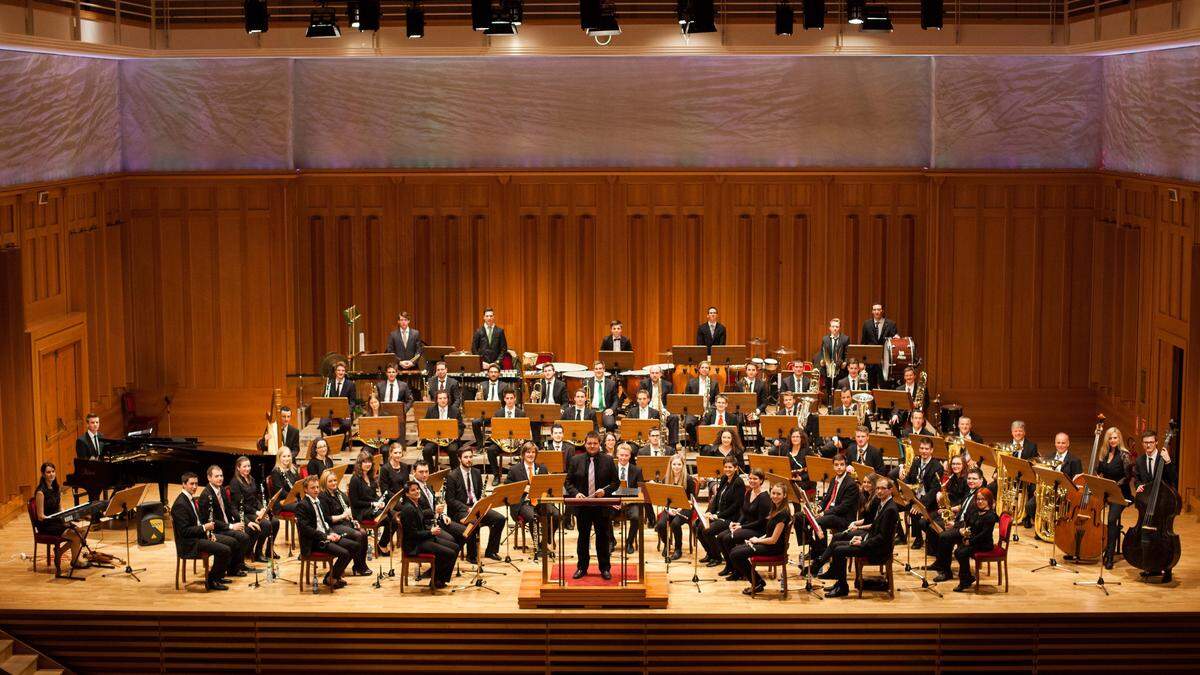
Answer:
[{"left": 530, "top": 380, "right": 544, "bottom": 403}]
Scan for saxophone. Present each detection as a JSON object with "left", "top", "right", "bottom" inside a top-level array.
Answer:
[
  {"left": 936, "top": 488, "right": 955, "bottom": 525},
  {"left": 913, "top": 371, "right": 928, "bottom": 411}
]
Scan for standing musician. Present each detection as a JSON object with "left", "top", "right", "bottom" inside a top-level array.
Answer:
[
  {"left": 860, "top": 303, "right": 898, "bottom": 387},
  {"left": 172, "top": 471, "right": 234, "bottom": 591},
  {"left": 318, "top": 469, "right": 370, "bottom": 576},
  {"left": 566, "top": 432, "right": 619, "bottom": 580},
  {"left": 385, "top": 311, "right": 423, "bottom": 372},
  {"left": 653, "top": 453, "right": 695, "bottom": 561},
  {"left": 823, "top": 477, "right": 900, "bottom": 598},
  {"left": 259, "top": 406, "right": 300, "bottom": 455},
  {"left": 444, "top": 447, "right": 506, "bottom": 563},
  {"left": 426, "top": 361, "right": 462, "bottom": 405},
  {"left": 295, "top": 475, "right": 354, "bottom": 590},
  {"left": 268, "top": 447, "right": 301, "bottom": 513},
  {"left": 1132, "top": 429, "right": 1177, "bottom": 582},
  {"left": 470, "top": 307, "right": 508, "bottom": 369},
  {"left": 696, "top": 306, "right": 727, "bottom": 354},
  {"left": 1049, "top": 432, "right": 1083, "bottom": 479},
  {"left": 698, "top": 457, "right": 745, "bottom": 568},
  {"left": 639, "top": 366, "right": 679, "bottom": 447},
  {"left": 561, "top": 388, "right": 597, "bottom": 428},
  {"left": 806, "top": 454, "right": 860, "bottom": 562},
  {"left": 76, "top": 412, "right": 104, "bottom": 460},
  {"left": 728, "top": 481, "right": 792, "bottom": 595},
  {"left": 33, "top": 462, "right": 87, "bottom": 570},
  {"left": 482, "top": 389, "right": 525, "bottom": 481},
  {"left": 471, "top": 364, "right": 510, "bottom": 456},
  {"left": 814, "top": 318, "right": 850, "bottom": 398},
  {"left": 506, "top": 441, "right": 560, "bottom": 547},
  {"left": 421, "top": 390, "right": 464, "bottom": 469},
  {"left": 585, "top": 361, "right": 620, "bottom": 433},
  {"left": 601, "top": 319, "right": 632, "bottom": 352},
  {"left": 306, "top": 437, "right": 336, "bottom": 479},
  {"left": 929, "top": 466, "right": 985, "bottom": 582},
  {"left": 845, "top": 426, "right": 886, "bottom": 476},
  {"left": 1095, "top": 427, "right": 1133, "bottom": 568},
  {"left": 200, "top": 465, "right": 254, "bottom": 577},
  {"left": 950, "top": 488, "right": 999, "bottom": 592},
  {"left": 544, "top": 423, "right": 576, "bottom": 457},
  {"left": 781, "top": 360, "right": 818, "bottom": 396},
  {"left": 349, "top": 449, "right": 395, "bottom": 556},
  {"left": 229, "top": 455, "right": 279, "bottom": 563},
  {"left": 683, "top": 360, "right": 721, "bottom": 444},
  {"left": 902, "top": 436, "right": 944, "bottom": 549},
  {"left": 716, "top": 469, "right": 772, "bottom": 582},
  {"left": 398, "top": 480, "right": 458, "bottom": 589},
  {"left": 320, "top": 361, "right": 356, "bottom": 436},
  {"left": 613, "top": 444, "right": 645, "bottom": 555},
  {"left": 377, "top": 363, "right": 414, "bottom": 408}
]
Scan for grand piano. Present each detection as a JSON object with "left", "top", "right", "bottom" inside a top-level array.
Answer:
[{"left": 66, "top": 431, "right": 277, "bottom": 504}]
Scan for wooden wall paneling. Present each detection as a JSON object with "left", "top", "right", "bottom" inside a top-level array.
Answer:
[
  {"left": 19, "top": 187, "right": 67, "bottom": 325},
  {"left": 27, "top": 316, "right": 88, "bottom": 491},
  {"left": 0, "top": 194, "right": 17, "bottom": 249}
]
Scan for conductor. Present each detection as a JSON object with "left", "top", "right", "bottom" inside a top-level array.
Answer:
[{"left": 566, "top": 431, "right": 618, "bottom": 580}]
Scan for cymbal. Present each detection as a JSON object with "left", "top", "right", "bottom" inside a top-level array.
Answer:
[{"left": 319, "top": 352, "right": 349, "bottom": 379}]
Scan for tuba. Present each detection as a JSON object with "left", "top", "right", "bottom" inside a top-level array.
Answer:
[{"left": 1032, "top": 456, "right": 1067, "bottom": 541}]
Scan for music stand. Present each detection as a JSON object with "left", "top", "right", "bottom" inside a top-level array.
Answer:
[
  {"left": 964, "top": 440, "right": 993, "bottom": 469},
  {"left": 668, "top": 394, "right": 705, "bottom": 419},
  {"left": 927, "top": 435, "right": 949, "bottom": 461},
  {"left": 453, "top": 488, "right": 517, "bottom": 593},
  {"left": 671, "top": 345, "right": 709, "bottom": 368},
  {"left": 355, "top": 353, "right": 399, "bottom": 377},
  {"left": 873, "top": 389, "right": 911, "bottom": 413},
  {"left": 411, "top": 401, "right": 433, "bottom": 419},
  {"left": 695, "top": 456, "right": 725, "bottom": 482},
  {"left": 643, "top": 482, "right": 689, "bottom": 574},
  {"left": 759, "top": 415, "right": 795, "bottom": 443},
  {"left": 819, "top": 415, "right": 858, "bottom": 443},
  {"left": 695, "top": 425, "right": 735, "bottom": 447},
  {"left": 638, "top": 456, "right": 672, "bottom": 483},
  {"left": 358, "top": 416, "right": 400, "bottom": 452},
  {"left": 427, "top": 468, "right": 450, "bottom": 493},
  {"left": 806, "top": 456, "right": 836, "bottom": 487},
  {"left": 539, "top": 451, "right": 565, "bottom": 473},
  {"left": 749, "top": 454, "right": 791, "bottom": 478},
  {"left": 850, "top": 462, "right": 876, "bottom": 479},
  {"left": 523, "top": 403, "right": 561, "bottom": 424},
  {"left": 490, "top": 416, "right": 532, "bottom": 467},
  {"left": 846, "top": 344, "right": 883, "bottom": 367},
  {"left": 710, "top": 345, "right": 747, "bottom": 365},
  {"left": 101, "top": 484, "right": 150, "bottom": 581},
  {"left": 559, "top": 420, "right": 594, "bottom": 445},
  {"left": 599, "top": 350, "right": 635, "bottom": 374},
  {"left": 379, "top": 400, "right": 409, "bottom": 432},
  {"left": 621, "top": 419, "right": 659, "bottom": 444},
  {"left": 723, "top": 392, "right": 758, "bottom": 417},
  {"left": 999, "top": 453, "right": 1037, "bottom": 546},
  {"left": 1031, "top": 466, "right": 1079, "bottom": 574},
  {"left": 311, "top": 396, "right": 351, "bottom": 423},
  {"left": 527, "top": 473, "right": 567, "bottom": 573},
  {"left": 1073, "top": 474, "right": 1125, "bottom": 595},
  {"left": 423, "top": 345, "right": 455, "bottom": 368},
  {"left": 463, "top": 401, "right": 501, "bottom": 446},
  {"left": 419, "top": 419, "right": 460, "bottom": 467},
  {"left": 895, "top": 481, "right": 943, "bottom": 596},
  {"left": 445, "top": 353, "right": 481, "bottom": 377}
]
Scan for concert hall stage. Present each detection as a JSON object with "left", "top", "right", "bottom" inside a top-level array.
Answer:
[{"left": 1, "top": 506, "right": 1198, "bottom": 673}]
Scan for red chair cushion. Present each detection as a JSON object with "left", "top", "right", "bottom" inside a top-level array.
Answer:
[
  {"left": 359, "top": 519, "right": 378, "bottom": 529},
  {"left": 302, "top": 552, "right": 334, "bottom": 561},
  {"left": 750, "top": 555, "right": 788, "bottom": 565}
]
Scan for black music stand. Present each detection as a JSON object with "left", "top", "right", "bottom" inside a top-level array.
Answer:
[
  {"left": 101, "top": 484, "right": 150, "bottom": 582},
  {"left": 1030, "top": 466, "right": 1079, "bottom": 575},
  {"left": 599, "top": 350, "right": 635, "bottom": 374},
  {"left": 1072, "top": 474, "right": 1124, "bottom": 595},
  {"left": 895, "top": 481, "right": 943, "bottom": 597}
]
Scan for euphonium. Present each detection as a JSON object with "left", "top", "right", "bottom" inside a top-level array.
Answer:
[
  {"left": 936, "top": 488, "right": 955, "bottom": 524},
  {"left": 798, "top": 395, "right": 815, "bottom": 430},
  {"left": 530, "top": 381, "right": 544, "bottom": 403},
  {"left": 1032, "top": 457, "right": 1068, "bottom": 541}
]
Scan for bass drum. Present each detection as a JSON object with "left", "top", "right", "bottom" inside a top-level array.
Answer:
[
  {"left": 939, "top": 404, "right": 963, "bottom": 434},
  {"left": 562, "top": 371, "right": 590, "bottom": 399}
]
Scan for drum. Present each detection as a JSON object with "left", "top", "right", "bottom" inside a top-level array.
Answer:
[
  {"left": 562, "top": 371, "right": 590, "bottom": 398},
  {"left": 621, "top": 369, "right": 648, "bottom": 401},
  {"left": 549, "top": 362, "right": 588, "bottom": 375},
  {"left": 750, "top": 357, "right": 765, "bottom": 369},
  {"left": 939, "top": 404, "right": 963, "bottom": 434},
  {"left": 886, "top": 336, "right": 915, "bottom": 379},
  {"left": 764, "top": 358, "right": 779, "bottom": 373}
]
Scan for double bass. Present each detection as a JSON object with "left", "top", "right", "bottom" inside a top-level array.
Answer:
[
  {"left": 1053, "top": 415, "right": 1107, "bottom": 561},
  {"left": 1122, "top": 421, "right": 1182, "bottom": 576}
]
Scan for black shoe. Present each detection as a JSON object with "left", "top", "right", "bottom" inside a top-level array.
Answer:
[
  {"left": 824, "top": 583, "right": 849, "bottom": 598},
  {"left": 1104, "top": 557, "right": 1114, "bottom": 571},
  {"left": 334, "top": 578, "right": 348, "bottom": 589},
  {"left": 933, "top": 572, "right": 952, "bottom": 583},
  {"left": 271, "top": 552, "right": 281, "bottom": 560},
  {"left": 600, "top": 570, "right": 612, "bottom": 581},
  {"left": 573, "top": 569, "right": 587, "bottom": 579},
  {"left": 465, "top": 556, "right": 479, "bottom": 565},
  {"left": 626, "top": 542, "right": 636, "bottom": 555},
  {"left": 698, "top": 555, "right": 713, "bottom": 564},
  {"left": 727, "top": 573, "right": 745, "bottom": 582},
  {"left": 910, "top": 538, "right": 924, "bottom": 550},
  {"left": 484, "top": 552, "right": 503, "bottom": 561},
  {"left": 230, "top": 570, "right": 248, "bottom": 578},
  {"left": 957, "top": 575, "right": 976, "bottom": 589},
  {"left": 670, "top": 549, "right": 683, "bottom": 561},
  {"left": 706, "top": 559, "right": 723, "bottom": 568},
  {"left": 243, "top": 566, "right": 262, "bottom": 574},
  {"left": 1020, "top": 519, "right": 1034, "bottom": 529},
  {"left": 1162, "top": 571, "right": 1173, "bottom": 584},
  {"left": 742, "top": 582, "right": 766, "bottom": 596},
  {"left": 206, "top": 581, "right": 229, "bottom": 591},
  {"left": 416, "top": 569, "right": 431, "bottom": 581},
  {"left": 1139, "top": 570, "right": 1154, "bottom": 578},
  {"left": 953, "top": 583, "right": 971, "bottom": 593},
  {"left": 322, "top": 574, "right": 335, "bottom": 588},
  {"left": 717, "top": 568, "right": 733, "bottom": 577},
  {"left": 352, "top": 567, "right": 372, "bottom": 577},
  {"left": 253, "top": 555, "right": 269, "bottom": 564},
  {"left": 817, "top": 570, "right": 838, "bottom": 581}
]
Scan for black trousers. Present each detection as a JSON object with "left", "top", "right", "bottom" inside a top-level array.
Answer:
[
  {"left": 808, "top": 514, "right": 850, "bottom": 560},
  {"left": 730, "top": 542, "right": 785, "bottom": 584},
  {"left": 333, "top": 525, "right": 368, "bottom": 572},
  {"left": 932, "top": 526, "right": 965, "bottom": 572},
  {"left": 610, "top": 505, "right": 642, "bottom": 548},
  {"left": 717, "top": 526, "right": 760, "bottom": 570},
  {"left": 700, "top": 518, "right": 731, "bottom": 560},
  {"left": 655, "top": 509, "right": 689, "bottom": 553},
  {"left": 575, "top": 505, "right": 613, "bottom": 573},
  {"left": 513, "top": 502, "right": 560, "bottom": 546},
  {"left": 315, "top": 536, "right": 356, "bottom": 579},
  {"left": 247, "top": 517, "right": 280, "bottom": 557},
  {"left": 465, "top": 509, "right": 506, "bottom": 558},
  {"left": 954, "top": 543, "right": 983, "bottom": 581},
  {"left": 414, "top": 538, "right": 458, "bottom": 585},
  {"left": 1105, "top": 502, "right": 1126, "bottom": 558},
  {"left": 193, "top": 539, "right": 233, "bottom": 584},
  {"left": 422, "top": 441, "right": 462, "bottom": 469},
  {"left": 828, "top": 541, "right": 869, "bottom": 584},
  {"left": 215, "top": 530, "right": 248, "bottom": 573}
]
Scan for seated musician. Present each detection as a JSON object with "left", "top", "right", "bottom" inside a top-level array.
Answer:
[
  {"left": 33, "top": 462, "right": 86, "bottom": 570},
  {"left": 295, "top": 475, "right": 354, "bottom": 590},
  {"left": 698, "top": 457, "right": 744, "bottom": 568},
  {"left": 772, "top": 427, "right": 813, "bottom": 493},
  {"left": 585, "top": 361, "right": 620, "bottom": 433},
  {"left": 702, "top": 428, "right": 745, "bottom": 471},
  {"left": 200, "top": 465, "right": 254, "bottom": 577},
  {"left": 602, "top": 432, "right": 620, "bottom": 456},
  {"left": 534, "top": 363, "right": 567, "bottom": 406},
  {"left": 780, "top": 360, "right": 817, "bottom": 396},
  {"left": 470, "top": 307, "right": 508, "bottom": 369},
  {"left": 806, "top": 454, "right": 860, "bottom": 562},
  {"left": 385, "top": 311, "right": 423, "bottom": 372},
  {"left": 626, "top": 389, "right": 661, "bottom": 425},
  {"left": 823, "top": 476, "right": 899, "bottom": 598},
  {"left": 717, "top": 468, "right": 771, "bottom": 582},
  {"left": 733, "top": 361, "right": 769, "bottom": 416},
  {"left": 601, "top": 319, "right": 632, "bottom": 352},
  {"left": 258, "top": 405, "right": 300, "bottom": 455},
  {"left": 172, "top": 471, "right": 233, "bottom": 591},
  {"left": 951, "top": 488, "right": 999, "bottom": 592},
  {"left": 1004, "top": 420, "right": 1041, "bottom": 529},
  {"left": 1096, "top": 427, "right": 1133, "bottom": 568},
  {"left": 229, "top": 455, "right": 279, "bottom": 563},
  {"left": 306, "top": 437, "right": 336, "bottom": 479},
  {"left": 561, "top": 388, "right": 597, "bottom": 427},
  {"left": 929, "top": 466, "right": 984, "bottom": 582},
  {"left": 1049, "top": 432, "right": 1084, "bottom": 479},
  {"left": 471, "top": 364, "right": 508, "bottom": 462},
  {"left": 697, "top": 306, "right": 727, "bottom": 354},
  {"left": 886, "top": 366, "right": 920, "bottom": 429},
  {"left": 1132, "top": 428, "right": 1178, "bottom": 582},
  {"left": 728, "top": 481, "right": 792, "bottom": 595},
  {"left": 377, "top": 363, "right": 414, "bottom": 409},
  {"left": 846, "top": 426, "right": 886, "bottom": 476},
  {"left": 398, "top": 480, "right": 458, "bottom": 589},
  {"left": 640, "top": 427, "right": 670, "bottom": 458},
  {"left": 899, "top": 409, "right": 937, "bottom": 440},
  {"left": 903, "top": 437, "right": 943, "bottom": 549},
  {"left": 952, "top": 415, "right": 984, "bottom": 446},
  {"left": 821, "top": 389, "right": 858, "bottom": 456},
  {"left": 427, "top": 361, "right": 462, "bottom": 405},
  {"left": 268, "top": 447, "right": 301, "bottom": 513},
  {"left": 363, "top": 393, "right": 383, "bottom": 418},
  {"left": 683, "top": 360, "right": 720, "bottom": 443},
  {"left": 412, "top": 460, "right": 468, "bottom": 549},
  {"left": 318, "top": 470, "right": 370, "bottom": 576},
  {"left": 815, "top": 474, "right": 881, "bottom": 578},
  {"left": 506, "top": 441, "right": 560, "bottom": 548},
  {"left": 75, "top": 412, "right": 104, "bottom": 460},
  {"left": 543, "top": 423, "right": 576, "bottom": 457},
  {"left": 483, "top": 389, "right": 525, "bottom": 481},
  {"left": 379, "top": 442, "right": 410, "bottom": 496},
  {"left": 319, "top": 360, "right": 356, "bottom": 436},
  {"left": 836, "top": 358, "right": 870, "bottom": 392},
  {"left": 612, "top": 444, "right": 645, "bottom": 555},
  {"left": 638, "top": 366, "right": 679, "bottom": 447},
  {"left": 421, "top": 390, "right": 464, "bottom": 469},
  {"left": 652, "top": 452, "right": 693, "bottom": 561},
  {"left": 700, "top": 394, "right": 744, "bottom": 446},
  {"left": 445, "top": 447, "right": 506, "bottom": 564},
  {"left": 772, "top": 392, "right": 819, "bottom": 449},
  {"left": 349, "top": 449, "right": 395, "bottom": 556}
]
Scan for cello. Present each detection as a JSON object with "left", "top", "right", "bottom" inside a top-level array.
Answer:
[
  {"left": 1122, "top": 421, "right": 1182, "bottom": 577},
  {"left": 1053, "top": 415, "right": 1107, "bottom": 561}
]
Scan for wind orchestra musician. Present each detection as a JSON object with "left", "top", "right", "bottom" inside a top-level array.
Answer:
[
  {"left": 296, "top": 475, "right": 354, "bottom": 590},
  {"left": 902, "top": 437, "right": 944, "bottom": 549},
  {"left": 814, "top": 472, "right": 883, "bottom": 578},
  {"left": 780, "top": 360, "right": 818, "bottom": 397},
  {"left": 653, "top": 452, "right": 695, "bottom": 561},
  {"left": 544, "top": 423, "right": 577, "bottom": 457},
  {"left": 602, "top": 432, "right": 620, "bottom": 457},
  {"left": 899, "top": 409, "right": 937, "bottom": 441},
  {"left": 845, "top": 426, "right": 886, "bottom": 476},
  {"left": 377, "top": 363, "right": 414, "bottom": 409},
  {"left": 928, "top": 466, "right": 985, "bottom": 582},
  {"left": 172, "top": 471, "right": 234, "bottom": 591},
  {"left": 306, "top": 437, "right": 336, "bottom": 479},
  {"left": 773, "top": 391, "right": 821, "bottom": 444},
  {"left": 75, "top": 412, "right": 104, "bottom": 460},
  {"left": 1001, "top": 420, "right": 1040, "bottom": 528},
  {"left": 820, "top": 389, "right": 858, "bottom": 456},
  {"left": 319, "top": 360, "right": 356, "bottom": 436},
  {"left": 412, "top": 460, "right": 468, "bottom": 549},
  {"left": 613, "top": 444, "right": 645, "bottom": 555},
  {"left": 444, "top": 447, "right": 506, "bottom": 563},
  {"left": 426, "top": 361, "right": 462, "bottom": 405},
  {"left": 698, "top": 457, "right": 745, "bottom": 567},
  {"left": 626, "top": 389, "right": 663, "bottom": 433},
  {"left": 1095, "top": 426, "right": 1134, "bottom": 568},
  {"left": 268, "top": 447, "right": 301, "bottom": 513},
  {"left": 421, "top": 390, "right": 465, "bottom": 469},
  {"left": 471, "top": 364, "right": 510, "bottom": 466},
  {"left": 772, "top": 427, "right": 814, "bottom": 493},
  {"left": 258, "top": 405, "right": 300, "bottom": 455},
  {"left": 398, "top": 480, "right": 458, "bottom": 589},
  {"left": 318, "top": 469, "right": 370, "bottom": 576},
  {"left": 805, "top": 454, "right": 861, "bottom": 562},
  {"left": 483, "top": 389, "right": 525, "bottom": 480},
  {"left": 696, "top": 306, "right": 727, "bottom": 354},
  {"left": 639, "top": 366, "right": 680, "bottom": 447},
  {"left": 639, "top": 427, "right": 671, "bottom": 458},
  {"left": 585, "top": 361, "right": 621, "bottom": 433},
  {"left": 229, "top": 455, "right": 279, "bottom": 563},
  {"left": 683, "top": 360, "right": 721, "bottom": 443},
  {"left": 33, "top": 462, "right": 87, "bottom": 570},
  {"left": 949, "top": 488, "right": 999, "bottom": 591},
  {"left": 728, "top": 481, "right": 792, "bottom": 595},
  {"left": 200, "top": 465, "right": 254, "bottom": 577},
  {"left": 349, "top": 449, "right": 395, "bottom": 556},
  {"left": 814, "top": 318, "right": 850, "bottom": 397},
  {"left": 885, "top": 366, "right": 921, "bottom": 430},
  {"left": 700, "top": 394, "right": 744, "bottom": 446},
  {"left": 716, "top": 468, "right": 772, "bottom": 582},
  {"left": 702, "top": 428, "right": 746, "bottom": 471},
  {"left": 860, "top": 303, "right": 898, "bottom": 387},
  {"left": 823, "top": 476, "right": 900, "bottom": 598},
  {"left": 379, "top": 443, "right": 410, "bottom": 496},
  {"left": 836, "top": 358, "right": 870, "bottom": 393},
  {"left": 732, "top": 360, "right": 769, "bottom": 416},
  {"left": 601, "top": 319, "right": 632, "bottom": 352},
  {"left": 1049, "top": 432, "right": 1084, "bottom": 479},
  {"left": 505, "top": 441, "right": 560, "bottom": 547},
  {"left": 470, "top": 307, "right": 508, "bottom": 369},
  {"left": 561, "top": 388, "right": 598, "bottom": 428},
  {"left": 385, "top": 311, "right": 423, "bottom": 372}
]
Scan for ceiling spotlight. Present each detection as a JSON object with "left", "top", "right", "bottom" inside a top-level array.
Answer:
[
  {"left": 846, "top": 0, "right": 864, "bottom": 24},
  {"left": 243, "top": 0, "right": 268, "bottom": 33},
  {"left": 861, "top": 4, "right": 892, "bottom": 30},
  {"left": 406, "top": 3, "right": 424, "bottom": 37},
  {"left": 920, "top": 0, "right": 943, "bottom": 29},
  {"left": 775, "top": 3, "right": 793, "bottom": 36},
  {"left": 347, "top": 0, "right": 379, "bottom": 31},
  {"left": 679, "top": 0, "right": 717, "bottom": 34},
  {"left": 802, "top": 0, "right": 824, "bottom": 29},
  {"left": 472, "top": 0, "right": 492, "bottom": 30},
  {"left": 306, "top": 3, "right": 340, "bottom": 38}
]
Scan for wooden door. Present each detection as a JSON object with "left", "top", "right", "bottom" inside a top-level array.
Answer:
[{"left": 37, "top": 341, "right": 84, "bottom": 473}]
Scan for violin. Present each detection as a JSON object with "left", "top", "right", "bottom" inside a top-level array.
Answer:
[{"left": 1122, "top": 421, "right": 1182, "bottom": 576}]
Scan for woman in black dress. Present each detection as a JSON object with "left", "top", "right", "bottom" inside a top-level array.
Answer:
[
  {"left": 953, "top": 488, "right": 1000, "bottom": 591},
  {"left": 318, "top": 469, "right": 370, "bottom": 576},
  {"left": 717, "top": 468, "right": 771, "bottom": 581},
  {"left": 1095, "top": 426, "right": 1134, "bottom": 568},
  {"left": 268, "top": 447, "right": 302, "bottom": 513},
  {"left": 728, "top": 482, "right": 792, "bottom": 595},
  {"left": 653, "top": 454, "right": 696, "bottom": 560},
  {"left": 229, "top": 455, "right": 279, "bottom": 562},
  {"left": 33, "top": 462, "right": 85, "bottom": 569},
  {"left": 349, "top": 449, "right": 395, "bottom": 555},
  {"left": 698, "top": 457, "right": 744, "bottom": 567},
  {"left": 307, "top": 437, "right": 336, "bottom": 478}
]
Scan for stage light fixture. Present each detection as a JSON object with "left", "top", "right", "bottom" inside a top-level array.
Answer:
[
  {"left": 802, "top": 0, "right": 824, "bottom": 29},
  {"left": 406, "top": 4, "right": 424, "bottom": 37},
  {"left": 846, "top": 0, "right": 864, "bottom": 24},
  {"left": 678, "top": 0, "right": 717, "bottom": 34},
  {"left": 582, "top": 0, "right": 620, "bottom": 37},
  {"left": 920, "top": 0, "right": 943, "bottom": 29},
  {"left": 775, "top": 3, "right": 793, "bottom": 35},
  {"left": 472, "top": 0, "right": 493, "bottom": 30},
  {"left": 306, "top": 2, "right": 341, "bottom": 38},
  {"left": 350, "top": 0, "right": 380, "bottom": 31},
  {"left": 244, "top": 0, "right": 268, "bottom": 33},
  {"left": 861, "top": 4, "right": 892, "bottom": 30}
]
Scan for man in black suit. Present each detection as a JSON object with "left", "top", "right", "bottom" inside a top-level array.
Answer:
[
  {"left": 561, "top": 388, "right": 597, "bottom": 428},
  {"left": 930, "top": 467, "right": 984, "bottom": 581},
  {"left": 426, "top": 361, "right": 462, "bottom": 405},
  {"left": 952, "top": 416, "right": 984, "bottom": 444},
  {"left": 696, "top": 306, "right": 727, "bottom": 355},
  {"left": 820, "top": 389, "right": 858, "bottom": 455},
  {"left": 199, "top": 465, "right": 253, "bottom": 577},
  {"left": 295, "top": 475, "right": 355, "bottom": 589},
  {"left": 808, "top": 454, "right": 860, "bottom": 561},
  {"left": 470, "top": 307, "right": 508, "bottom": 368},
  {"left": 639, "top": 365, "right": 679, "bottom": 446},
  {"left": 259, "top": 406, "right": 301, "bottom": 455},
  {"left": 544, "top": 423, "right": 577, "bottom": 457},
  {"left": 421, "top": 390, "right": 464, "bottom": 468},
  {"left": 471, "top": 364, "right": 509, "bottom": 452},
  {"left": 860, "top": 303, "right": 898, "bottom": 388},
  {"left": 836, "top": 359, "right": 870, "bottom": 392},
  {"left": 1132, "top": 428, "right": 1178, "bottom": 582},
  {"left": 899, "top": 409, "right": 936, "bottom": 440},
  {"left": 612, "top": 444, "right": 644, "bottom": 554},
  {"left": 585, "top": 361, "right": 620, "bottom": 433},
  {"left": 885, "top": 366, "right": 921, "bottom": 430},
  {"left": 444, "top": 447, "right": 505, "bottom": 562},
  {"left": 824, "top": 476, "right": 900, "bottom": 597},
  {"left": 780, "top": 361, "right": 817, "bottom": 396},
  {"left": 814, "top": 318, "right": 850, "bottom": 397},
  {"left": 1047, "top": 432, "right": 1083, "bottom": 479},
  {"left": 902, "top": 437, "right": 944, "bottom": 548},
  {"left": 75, "top": 412, "right": 103, "bottom": 460},
  {"left": 566, "top": 432, "right": 619, "bottom": 579},
  {"left": 600, "top": 320, "right": 632, "bottom": 352},
  {"left": 1005, "top": 420, "right": 1040, "bottom": 527},
  {"left": 377, "top": 363, "right": 414, "bottom": 408},
  {"left": 533, "top": 363, "right": 567, "bottom": 406},
  {"left": 385, "top": 311, "right": 423, "bottom": 371},
  {"left": 481, "top": 388, "right": 523, "bottom": 480},
  {"left": 683, "top": 361, "right": 720, "bottom": 444},
  {"left": 700, "top": 394, "right": 744, "bottom": 439},
  {"left": 171, "top": 472, "right": 233, "bottom": 591},
  {"left": 627, "top": 389, "right": 662, "bottom": 423},
  {"left": 319, "top": 360, "right": 356, "bottom": 436},
  {"left": 845, "top": 426, "right": 886, "bottom": 476}
]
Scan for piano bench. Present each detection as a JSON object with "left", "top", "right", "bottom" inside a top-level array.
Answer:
[
  {"left": 175, "top": 552, "right": 211, "bottom": 590},
  {"left": 299, "top": 552, "right": 334, "bottom": 593}
]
